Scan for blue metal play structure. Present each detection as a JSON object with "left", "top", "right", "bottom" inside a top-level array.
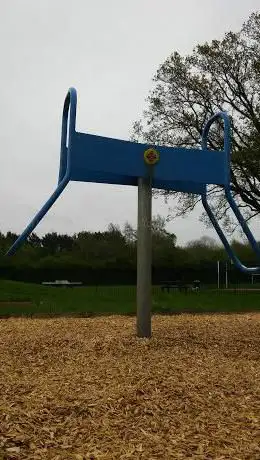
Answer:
[{"left": 6, "top": 88, "right": 260, "bottom": 273}]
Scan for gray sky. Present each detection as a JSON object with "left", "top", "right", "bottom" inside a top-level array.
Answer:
[{"left": 1, "top": 0, "right": 260, "bottom": 246}]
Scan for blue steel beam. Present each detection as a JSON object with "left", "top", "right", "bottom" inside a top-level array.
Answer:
[{"left": 69, "top": 132, "right": 228, "bottom": 187}]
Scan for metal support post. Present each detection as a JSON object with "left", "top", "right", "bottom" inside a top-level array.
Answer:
[{"left": 136, "top": 176, "right": 152, "bottom": 338}]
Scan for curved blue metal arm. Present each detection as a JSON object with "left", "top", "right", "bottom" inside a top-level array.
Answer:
[
  {"left": 6, "top": 88, "right": 77, "bottom": 256},
  {"left": 202, "top": 111, "right": 231, "bottom": 185},
  {"left": 6, "top": 178, "right": 69, "bottom": 256},
  {"left": 202, "top": 194, "right": 260, "bottom": 273},
  {"left": 58, "top": 87, "right": 77, "bottom": 183},
  {"left": 225, "top": 188, "right": 260, "bottom": 262},
  {"left": 201, "top": 112, "right": 260, "bottom": 273},
  {"left": 202, "top": 111, "right": 231, "bottom": 154}
]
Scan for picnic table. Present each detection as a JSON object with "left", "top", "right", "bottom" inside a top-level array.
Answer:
[{"left": 41, "top": 280, "right": 82, "bottom": 287}]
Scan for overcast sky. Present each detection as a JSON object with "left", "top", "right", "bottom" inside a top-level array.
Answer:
[{"left": 1, "top": 0, "right": 260, "bottom": 246}]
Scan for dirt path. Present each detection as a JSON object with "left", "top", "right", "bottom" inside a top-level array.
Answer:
[{"left": 0, "top": 314, "right": 259, "bottom": 459}]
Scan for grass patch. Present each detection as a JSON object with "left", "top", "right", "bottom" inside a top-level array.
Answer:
[{"left": 0, "top": 279, "right": 260, "bottom": 317}]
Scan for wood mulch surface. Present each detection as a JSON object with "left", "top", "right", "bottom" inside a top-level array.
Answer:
[{"left": 0, "top": 314, "right": 259, "bottom": 459}]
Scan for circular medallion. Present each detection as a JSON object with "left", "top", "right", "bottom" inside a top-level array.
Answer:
[{"left": 144, "top": 148, "right": 160, "bottom": 165}]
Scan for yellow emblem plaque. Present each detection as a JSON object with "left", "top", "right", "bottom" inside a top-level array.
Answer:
[{"left": 143, "top": 148, "right": 160, "bottom": 165}]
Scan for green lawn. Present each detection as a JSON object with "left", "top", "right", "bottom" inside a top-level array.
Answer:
[{"left": 0, "top": 280, "right": 259, "bottom": 317}]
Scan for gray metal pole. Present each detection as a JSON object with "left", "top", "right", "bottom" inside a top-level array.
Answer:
[
  {"left": 225, "top": 262, "right": 228, "bottom": 289},
  {"left": 136, "top": 176, "right": 152, "bottom": 338},
  {"left": 217, "top": 260, "right": 220, "bottom": 289}
]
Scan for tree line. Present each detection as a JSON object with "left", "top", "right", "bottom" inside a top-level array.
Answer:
[{"left": 0, "top": 216, "right": 257, "bottom": 284}]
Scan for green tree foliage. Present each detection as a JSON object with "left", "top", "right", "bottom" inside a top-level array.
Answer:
[
  {"left": 132, "top": 12, "right": 260, "bottom": 230},
  {"left": 1, "top": 217, "right": 177, "bottom": 269},
  {"left": 0, "top": 219, "right": 258, "bottom": 281},
  {"left": 41, "top": 233, "right": 74, "bottom": 254},
  {"left": 186, "top": 236, "right": 225, "bottom": 265},
  {"left": 122, "top": 215, "right": 177, "bottom": 267}
]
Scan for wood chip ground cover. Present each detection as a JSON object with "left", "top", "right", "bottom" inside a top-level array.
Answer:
[{"left": 0, "top": 314, "right": 259, "bottom": 459}]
